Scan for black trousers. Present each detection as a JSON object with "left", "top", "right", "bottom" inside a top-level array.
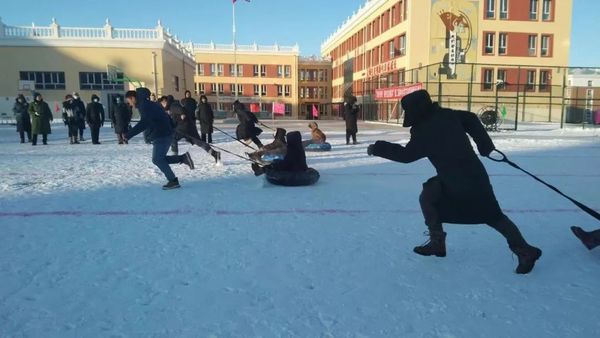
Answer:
[
  {"left": 19, "top": 130, "right": 31, "bottom": 142},
  {"left": 90, "top": 125, "right": 101, "bottom": 144},
  {"left": 32, "top": 134, "right": 47, "bottom": 145},
  {"left": 171, "top": 131, "right": 212, "bottom": 155},
  {"left": 346, "top": 131, "right": 357, "bottom": 144},
  {"left": 201, "top": 132, "right": 213, "bottom": 144},
  {"left": 419, "top": 176, "right": 528, "bottom": 249},
  {"left": 79, "top": 127, "right": 85, "bottom": 139},
  {"left": 68, "top": 121, "right": 79, "bottom": 138},
  {"left": 250, "top": 136, "right": 263, "bottom": 148}
]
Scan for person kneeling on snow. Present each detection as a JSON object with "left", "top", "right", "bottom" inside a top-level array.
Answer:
[
  {"left": 247, "top": 128, "right": 287, "bottom": 163},
  {"left": 571, "top": 226, "right": 600, "bottom": 250},
  {"left": 251, "top": 131, "right": 307, "bottom": 176},
  {"left": 303, "top": 122, "right": 327, "bottom": 147},
  {"left": 367, "top": 89, "right": 542, "bottom": 274}
]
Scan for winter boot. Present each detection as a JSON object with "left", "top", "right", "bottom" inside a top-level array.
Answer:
[
  {"left": 511, "top": 245, "right": 542, "bottom": 274},
  {"left": 162, "top": 178, "right": 181, "bottom": 190},
  {"left": 414, "top": 230, "right": 447, "bottom": 257},
  {"left": 210, "top": 149, "right": 222, "bottom": 164},
  {"left": 571, "top": 226, "right": 600, "bottom": 250},
  {"left": 251, "top": 163, "right": 265, "bottom": 176},
  {"left": 70, "top": 136, "right": 74, "bottom": 144},
  {"left": 74, "top": 136, "right": 80, "bottom": 144},
  {"left": 181, "top": 152, "right": 195, "bottom": 170}
]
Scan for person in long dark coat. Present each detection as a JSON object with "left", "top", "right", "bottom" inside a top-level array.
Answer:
[
  {"left": 62, "top": 94, "right": 80, "bottom": 144},
  {"left": 28, "top": 93, "right": 53, "bottom": 146},
  {"left": 160, "top": 96, "right": 220, "bottom": 164},
  {"left": 72, "top": 92, "right": 87, "bottom": 141},
  {"left": 110, "top": 96, "right": 132, "bottom": 144},
  {"left": 251, "top": 131, "right": 307, "bottom": 176},
  {"left": 367, "top": 90, "right": 542, "bottom": 274},
  {"left": 196, "top": 95, "right": 214, "bottom": 143},
  {"left": 86, "top": 94, "right": 105, "bottom": 145},
  {"left": 234, "top": 100, "right": 263, "bottom": 148},
  {"left": 571, "top": 226, "right": 600, "bottom": 250},
  {"left": 343, "top": 95, "right": 359, "bottom": 145},
  {"left": 180, "top": 90, "right": 197, "bottom": 124},
  {"left": 12, "top": 94, "right": 31, "bottom": 143}
]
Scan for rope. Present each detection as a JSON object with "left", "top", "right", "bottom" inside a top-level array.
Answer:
[{"left": 213, "top": 125, "right": 257, "bottom": 151}]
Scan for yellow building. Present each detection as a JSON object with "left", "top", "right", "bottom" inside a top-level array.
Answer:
[
  {"left": 0, "top": 18, "right": 195, "bottom": 117},
  {"left": 321, "top": 0, "right": 573, "bottom": 122}
]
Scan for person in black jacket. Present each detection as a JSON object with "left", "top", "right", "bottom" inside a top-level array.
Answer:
[
  {"left": 62, "top": 94, "right": 80, "bottom": 144},
  {"left": 571, "top": 226, "right": 600, "bottom": 250},
  {"left": 367, "top": 90, "right": 542, "bottom": 274},
  {"left": 251, "top": 131, "right": 307, "bottom": 176},
  {"left": 159, "top": 95, "right": 220, "bottom": 164},
  {"left": 180, "top": 90, "right": 197, "bottom": 124},
  {"left": 196, "top": 95, "right": 214, "bottom": 143},
  {"left": 343, "top": 95, "right": 359, "bottom": 145},
  {"left": 12, "top": 94, "right": 32, "bottom": 143},
  {"left": 234, "top": 100, "right": 263, "bottom": 148},
  {"left": 125, "top": 88, "right": 194, "bottom": 190},
  {"left": 72, "top": 92, "right": 87, "bottom": 141},
  {"left": 86, "top": 94, "right": 105, "bottom": 145},
  {"left": 110, "top": 95, "right": 132, "bottom": 144}
]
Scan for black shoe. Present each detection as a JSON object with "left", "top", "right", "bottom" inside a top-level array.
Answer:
[
  {"left": 414, "top": 231, "right": 447, "bottom": 257},
  {"left": 162, "top": 178, "right": 181, "bottom": 190},
  {"left": 251, "top": 163, "right": 265, "bottom": 176},
  {"left": 80, "top": 137, "right": 85, "bottom": 141},
  {"left": 20, "top": 139, "right": 25, "bottom": 144},
  {"left": 211, "top": 149, "right": 222, "bottom": 164},
  {"left": 182, "top": 152, "right": 194, "bottom": 170},
  {"left": 43, "top": 142, "right": 48, "bottom": 145},
  {"left": 571, "top": 226, "right": 598, "bottom": 250},
  {"left": 511, "top": 246, "right": 542, "bottom": 274}
]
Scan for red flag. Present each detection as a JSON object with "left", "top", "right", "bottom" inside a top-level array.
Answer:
[
  {"left": 250, "top": 103, "right": 260, "bottom": 113},
  {"left": 312, "top": 104, "right": 319, "bottom": 118},
  {"left": 54, "top": 102, "right": 60, "bottom": 113},
  {"left": 272, "top": 103, "right": 285, "bottom": 116}
]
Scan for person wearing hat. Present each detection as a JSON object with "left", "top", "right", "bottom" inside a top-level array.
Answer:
[
  {"left": 72, "top": 92, "right": 87, "bottom": 141},
  {"left": 367, "top": 89, "right": 542, "bottom": 274},
  {"left": 12, "top": 94, "right": 32, "bottom": 143},
  {"left": 62, "top": 94, "right": 80, "bottom": 144},
  {"left": 234, "top": 100, "right": 263, "bottom": 148},
  {"left": 86, "top": 94, "right": 105, "bottom": 145},
  {"left": 109, "top": 95, "right": 132, "bottom": 144},
  {"left": 28, "top": 93, "right": 53, "bottom": 146},
  {"left": 343, "top": 95, "right": 359, "bottom": 145}
]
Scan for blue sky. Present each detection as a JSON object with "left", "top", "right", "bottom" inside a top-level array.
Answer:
[{"left": 1, "top": 0, "right": 596, "bottom": 66}]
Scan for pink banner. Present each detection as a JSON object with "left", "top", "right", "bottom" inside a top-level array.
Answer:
[
  {"left": 272, "top": 103, "right": 285, "bottom": 116},
  {"left": 375, "top": 83, "right": 423, "bottom": 100},
  {"left": 312, "top": 104, "right": 319, "bottom": 118}
]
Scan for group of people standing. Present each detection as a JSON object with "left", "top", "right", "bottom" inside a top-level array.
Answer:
[{"left": 13, "top": 93, "right": 55, "bottom": 146}]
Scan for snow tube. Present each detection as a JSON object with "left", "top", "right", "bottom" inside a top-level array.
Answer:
[
  {"left": 305, "top": 142, "right": 332, "bottom": 152},
  {"left": 261, "top": 153, "right": 284, "bottom": 163},
  {"left": 265, "top": 168, "right": 320, "bottom": 187}
]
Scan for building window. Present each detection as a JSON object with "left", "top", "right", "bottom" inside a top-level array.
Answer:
[
  {"left": 588, "top": 80, "right": 593, "bottom": 87},
  {"left": 389, "top": 40, "right": 396, "bottom": 59},
  {"left": 300, "top": 87, "right": 304, "bottom": 99},
  {"left": 229, "top": 64, "right": 242, "bottom": 76},
  {"left": 20, "top": 71, "right": 66, "bottom": 90},
  {"left": 539, "top": 70, "right": 549, "bottom": 91},
  {"left": 211, "top": 83, "right": 217, "bottom": 93},
  {"left": 285, "top": 65, "right": 291, "bottom": 78},
  {"left": 277, "top": 65, "right": 283, "bottom": 77},
  {"left": 486, "top": 0, "right": 496, "bottom": 18},
  {"left": 399, "top": 34, "right": 406, "bottom": 56},
  {"left": 196, "top": 64, "right": 204, "bottom": 76},
  {"left": 253, "top": 65, "right": 259, "bottom": 77},
  {"left": 528, "top": 35, "right": 538, "bottom": 56},
  {"left": 217, "top": 64, "right": 224, "bottom": 76},
  {"left": 498, "top": 33, "right": 507, "bottom": 55},
  {"left": 587, "top": 89, "right": 594, "bottom": 97},
  {"left": 497, "top": 69, "right": 507, "bottom": 90},
  {"left": 277, "top": 85, "right": 283, "bottom": 97},
  {"left": 319, "top": 87, "right": 324, "bottom": 99},
  {"left": 210, "top": 64, "right": 216, "bottom": 76},
  {"left": 261, "top": 85, "right": 267, "bottom": 95},
  {"left": 197, "top": 83, "right": 205, "bottom": 95},
  {"left": 78, "top": 72, "right": 123, "bottom": 91},
  {"left": 526, "top": 70, "right": 536, "bottom": 90},
  {"left": 530, "top": 0, "right": 538, "bottom": 20},
  {"left": 173, "top": 76, "right": 180, "bottom": 92},
  {"left": 285, "top": 104, "right": 291, "bottom": 115},
  {"left": 483, "top": 69, "right": 494, "bottom": 90},
  {"left": 541, "top": 35, "right": 551, "bottom": 56},
  {"left": 485, "top": 33, "right": 495, "bottom": 54},
  {"left": 500, "top": 0, "right": 508, "bottom": 19},
  {"left": 284, "top": 85, "right": 291, "bottom": 97},
  {"left": 260, "top": 65, "right": 266, "bottom": 77},
  {"left": 253, "top": 84, "right": 259, "bottom": 96},
  {"left": 300, "top": 70, "right": 305, "bottom": 81},
  {"left": 542, "top": 0, "right": 552, "bottom": 20},
  {"left": 218, "top": 84, "right": 224, "bottom": 95}
]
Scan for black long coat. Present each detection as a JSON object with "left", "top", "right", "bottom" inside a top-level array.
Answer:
[
  {"left": 270, "top": 131, "right": 308, "bottom": 172},
  {"left": 371, "top": 103, "right": 503, "bottom": 225},
  {"left": 180, "top": 97, "right": 197, "bottom": 122},
  {"left": 110, "top": 102, "right": 132, "bottom": 134},
  {"left": 86, "top": 96, "right": 105, "bottom": 127},
  {"left": 196, "top": 100, "right": 214, "bottom": 134},
  {"left": 344, "top": 102, "right": 359, "bottom": 134},
  {"left": 12, "top": 97, "right": 31, "bottom": 133},
  {"left": 73, "top": 98, "right": 86, "bottom": 129},
  {"left": 171, "top": 101, "right": 199, "bottom": 138},
  {"left": 235, "top": 104, "right": 262, "bottom": 140}
]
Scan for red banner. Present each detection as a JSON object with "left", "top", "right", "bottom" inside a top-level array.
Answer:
[
  {"left": 250, "top": 103, "right": 260, "bottom": 113},
  {"left": 375, "top": 83, "right": 423, "bottom": 100}
]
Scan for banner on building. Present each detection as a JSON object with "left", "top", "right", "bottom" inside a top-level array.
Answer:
[
  {"left": 250, "top": 103, "right": 260, "bottom": 113},
  {"left": 375, "top": 83, "right": 424, "bottom": 100},
  {"left": 312, "top": 104, "right": 319, "bottom": 118},
  {"left": 272, "top": 102, "right": 285, "bottom": 116}
]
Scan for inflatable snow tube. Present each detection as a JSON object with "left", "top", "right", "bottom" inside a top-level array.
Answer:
[
  {"left": 261, "top": 153, "right": 284, "bottom": 163},
  {"left": 265, "top": 168, "right": 320, "bottom": 187},
  {"left": 305, "top": 142, "right": 332, "bottom": 152}
]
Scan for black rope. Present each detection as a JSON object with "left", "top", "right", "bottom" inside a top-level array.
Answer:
[
  {"left": 488, "top": 149, "right": 600, "bottom": 222},
  {"left": 213, "top": 126, "right": 257, "bottom": 151},
  {"left": 259, "top": 122, "right": 275, "bottom": 131},
  {"left": 209, "top": 144, "right": 262, "bottom": 165}
]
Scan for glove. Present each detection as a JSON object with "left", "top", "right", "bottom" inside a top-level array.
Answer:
[{"left": 367, "top": 144, "right": 375, "bottom": 156}]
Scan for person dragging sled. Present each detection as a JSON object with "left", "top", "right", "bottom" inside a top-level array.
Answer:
[
  {"left": 86, "top": 94, "right": 105, "bottom": 145},
  {"left": 571, "top": 226, "right": 600, "bottom": 251},
  {"left": 62, "top": 94, "right": 80, "bottom": 144},
  {"left": 343, "top": 95, "right": 359, "bottom": 145},
  {"left": 160, "top": 95, "right": 221, "bottom": 164},
  {"left": 110, "top": 95, "right": 132, "bottom": 144},
  {"left": 251, "top": 131, "right": 307, "bottom": 176},
  {"left": 196, "top": 95, "right": 214, "bottom": 143},
  {"left": 234, "top": 100, "right": 263, "bottom": 148},
  {"left": 247, "top": 128, "right": 288, "bottom": 163},
  {"left": 13, "top": 94, "right": 31, "bottom": 143},
  {"left": 124, "top": 88, "right": 194, "bottom": 190},
  {"left": 367, "top": 90, "right": 542, "bottom": 274}
]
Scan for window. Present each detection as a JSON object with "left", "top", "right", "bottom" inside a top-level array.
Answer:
[
  {"left": 486, "top": 0, "right": 496, "bottom": 18},
  {"left": 218, "top": 84, "right": 224, "bottom": 95},
  {"left": 277, "top": 65, "right": 283, "bottom": 77},
  {"left": 587, "top": 89, "right": 594, "bottom": 97},
  {"left": 197, "top": 83, "right": 205, "bottom": 95},
  {"left": 253, "top": 65, "right": 259, "bottom": 77},
  {"left": 284, "top": 85, "right": 291, "bottom": 97},
  {"left": 254, "top": 84, "right": 259, "bottom": 96},
  {"left": 300, "top": 70, "right": 305, "bottom": 81},
  {"left": 389, "top": 40, "right": 396, "bottom": 59},
  {"left": 483, "top": 69, "right": 494, "bottom": 90},
  {"left": 174, "top": 76, "right": 180, "bottom": 92},
  {"left": 78, "top": 72, "right": 122, "bottom": 91},
  {"left": 196, "top": 64, "right": 204, "bottom": 76},
  {"left": 229, "top": 64, "right": 242, "bottom": 76},
  {"left": 497, "top": 69, "right": 507, "bottom": 90},
  {"left": 217, "top": 64, "right": 224, "bottom": 76},
  {"left": 500, "top": 0, "right": 508, "bottom": 19},
  {"left": 261, "top": 85, "right": 267, "bottom": 95},
  {"left": 399, "top": 35, "right": 406, "bottom": 56},
  {"left": 542, "top": 0, "right": 552, "bottom": 20},
  {"left": 391, "top": 6, "right": 395, "bottom": 26},
  {"left": 20, "top": 71, "right": 66, "bottom": 90},
  {"left": 485, "top": 33, "right": 495, "bottom": 54},
  {"left": 211, "top": 83, "right": 217, "bottom": 93},
  {"left": 210, "top": 64, "right": 216, "bottom": 76},
  {"left": 539, "top": 70, "right": 549, "bottom": 91},
  {"left": 285, "top": 104, "right": 291, "bottom": 115},
  {"left": 300, "top": 87, "right": 304, "bottom": 99},
  {"left": 528, "top": 35, "right": 537, "bottom": 56},
  {"left": 498, "top": 33, "right": 507, "bottom": 55},
  {"left": 285, "top": 65, "right": 291, "bottom": 78},
  {"left": 541, "top": 35, "right": 550, "bottom": 56},
  {"left": 260, "top": 65, "right": 266, "bottom": 77},
  {"left": 277, "top": 85, "right": 283, "bottom": 96},
  {"left": 526, "top": 70, "right": 536, "bottom": 90},
  {"left": 319, "top": 87, "right": 324, "bottom": 99},
  {"left": 530, "top": 0, "right": 538, "bottom": 20},
  {"left": 588, "top": 80, "right": 593, "bottom": 87}
]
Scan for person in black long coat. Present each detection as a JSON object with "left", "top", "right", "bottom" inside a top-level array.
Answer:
[
  {"left": 86, "top": 94, "right": 105, "bottom": 145},
  {"left": 196, "top": 95, "right": 214, "bottom": 143},
  {"left": 343, "top": 95, "right": 359, "bottom": 145},
  {"left": 367, "top": 90, "right": 542, "bottom": 274},
  {"left": 251, "top": 131, "right": 307, "bottom": 176},
  {"left": 234, "top": 100, "right": 263, "bottom": 148},
  {"left": 12, "top": 94, "right": 31, "bottom": 143},
  {"left": 62, "top": 94, "right": 80, "bottom": 144},
  {"left": 110, "top": 95, "right": 132, "bottom": 144},
  {"left": 180, "top": 90, "right": 197, "bottom": 124},
  {"left": 72, "top": 93, "right": 87, "bottom": 141}
]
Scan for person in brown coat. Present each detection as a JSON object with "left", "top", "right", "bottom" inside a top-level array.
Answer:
[{"left": 302, "top": 122, "right": 327, "bottom": 147}]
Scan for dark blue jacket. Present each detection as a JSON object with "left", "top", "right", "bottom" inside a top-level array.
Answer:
[{"left": 127, "top": 88, "right": 173, "bottom": 142}]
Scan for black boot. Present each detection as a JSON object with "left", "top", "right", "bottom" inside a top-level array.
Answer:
[
  {"left": 210, "top": 149, "right": 221, "bottom": 164},
  {"left": 511, "top": 245, "right": 542, "bottom": 274},
  {"left": 181, "top": 152, "right": 195, "bottom": 170},
  {"left": 251, "top": 163, "right": 265, "bottom": 176},
  {"left": 571, "top": 226, "right": 600, "bottom": 250},
  {"left": 70, "top": 136, "right": 74, "bottom": 144},
  {"left": 414, "top": 230, "right": 447, "bottom": 257},
  {"left": 162, "top": 178, "right": 181, "bottom": 190}
]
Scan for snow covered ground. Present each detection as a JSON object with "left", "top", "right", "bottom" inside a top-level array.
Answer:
[{"left": 0, "top": 120, "right": 599, "bottom": 337}]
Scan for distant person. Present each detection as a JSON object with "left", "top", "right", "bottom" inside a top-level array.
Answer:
[
  {"left": 12, "top": 94, "right": 31, "bottom": 143},
  {"left": 62, "top": 94, "right": 80, "bottom": 144},
  {"left": 180, "top": 90, "right": 197, "bottom": 123},
  {"left": 110, "top": 95, "right": 132, "bottom": 144},
  {"left": 571, "top": 226, "right": 600, "bottom": 250},
  {"left": 72, "top": 92, "right": 87, "bottom": 141},
  {"left": 234, "top": 100, "right": 263, "bottom": 148},
  {"left": 28, "top": 93, "right": 53, "bottom": 146},
  {"left": 343, "top": 95, "right": 359, "bottom": 145},
  {"left": 303, "top": 122, "right": 327, "bottom": 147},
  {"left": 86, "top": 94, "right": 105, "bottom": 145},
  {"left": 196, "top": 95, "right": 214, "bottom": 143},
  {"left": 124, "top": 88, "right": 194, "bottom": 190}
]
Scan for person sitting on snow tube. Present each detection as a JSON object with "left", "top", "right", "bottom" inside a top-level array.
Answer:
[
  {"left": 252, "top": 131, "right": 320, "bottom": 186},
  {"left": 247, "top": 128, "right": 287, "bottom": 164},
  {"left": 303, "top": 122, "right": 331, "bottom": 151}
]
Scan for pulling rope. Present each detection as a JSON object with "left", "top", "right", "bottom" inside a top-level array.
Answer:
[{"left": 213, "top": 125, "right": 257, "bottom": 151}]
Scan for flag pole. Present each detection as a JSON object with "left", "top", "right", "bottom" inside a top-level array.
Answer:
[{"left": 233, "top": 1, "right": 238, "bottom": 101}]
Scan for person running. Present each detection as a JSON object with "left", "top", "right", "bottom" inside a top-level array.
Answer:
[{"left": 234, "top": 100, "right": 263, "bottom": 148}]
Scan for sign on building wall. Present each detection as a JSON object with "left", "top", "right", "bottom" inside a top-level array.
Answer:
[
  {"left": 430, "top": 0, "right": 479, "bottom": 80},
  {"left": 375, "top": 83, "right": 423, "bottom": 100}
]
